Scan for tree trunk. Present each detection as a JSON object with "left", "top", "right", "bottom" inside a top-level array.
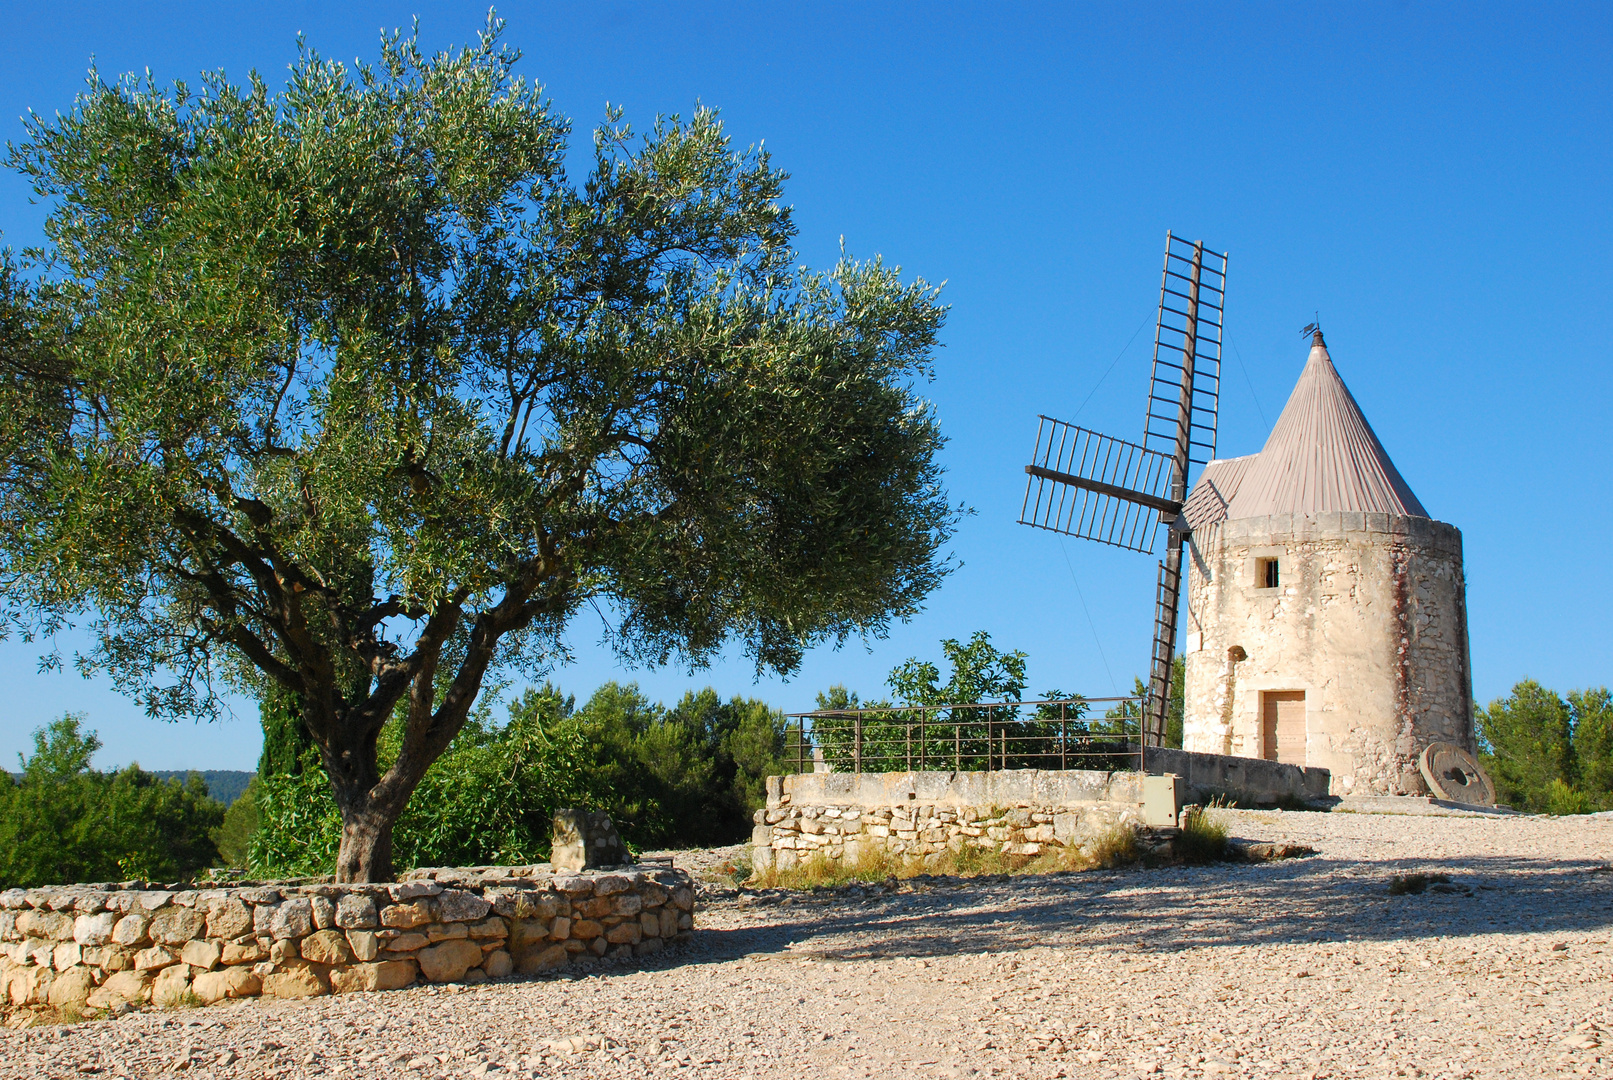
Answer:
[{"left": 334, "top": 799, "right": 397, "bottom": 883}]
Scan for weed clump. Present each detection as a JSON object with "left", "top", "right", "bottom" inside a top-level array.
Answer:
[
  {"left": 1388, "top": 872, "right": 1452, "bottom": 895},
  {"left": 1176, "top": 804, "right": 1229, "bottom": 863}
]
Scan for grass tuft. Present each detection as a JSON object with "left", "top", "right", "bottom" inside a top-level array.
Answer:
[
  {"left": 1388, "top": 872, "right": 1452, "bottom": 895},
  {"left": 1176, "top": 804, "right": 1229, "bottom": 863}
]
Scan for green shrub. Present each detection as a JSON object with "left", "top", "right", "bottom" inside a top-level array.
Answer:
[
  {"left": 249, "top": 680, "right": 789, "bottom": 876},
  {"left": 0, "top": 716, "right": 224, "bottom": 887},
  {"left": 1479, "top": 681, "right": 1613, "bottom": 813}
]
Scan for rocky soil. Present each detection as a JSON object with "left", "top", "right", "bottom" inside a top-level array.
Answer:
[{"left": 4, "top": 808, "right": 1611, "bottom": 1080}]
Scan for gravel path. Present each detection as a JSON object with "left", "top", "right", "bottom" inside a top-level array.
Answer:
[{"left": 6, "top": 808, "right": 1612, "bottom": 1080}]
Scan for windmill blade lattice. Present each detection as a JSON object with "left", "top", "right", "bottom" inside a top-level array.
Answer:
[
  {"left": 1019, "top": 417, "right": 1176, "bottom": 553},
  {"left": 1144, "top": 235, "right": 1226, "bottom": 467}
]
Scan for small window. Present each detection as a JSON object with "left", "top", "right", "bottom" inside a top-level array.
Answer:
[{"left": 1258, "top": 557, "right": 1280, "bottom": 589}]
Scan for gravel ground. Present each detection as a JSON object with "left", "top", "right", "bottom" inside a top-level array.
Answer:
[{"left": 5, "top": 808, "right": 1612, "bottom": 1080}]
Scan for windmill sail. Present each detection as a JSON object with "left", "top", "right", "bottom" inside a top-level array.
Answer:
[
  {"left": 1144, "top": 235, "right": 1226, "bottom": 469},
  {"left": 1017, "top": 232, "right": 1227, "bottom": 748},
  {"left": 1019, "top": 417, "right": 1177, "bottom": 553}
]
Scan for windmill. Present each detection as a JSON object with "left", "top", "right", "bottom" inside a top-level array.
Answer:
[{"left": 1018, "top": 233, "right": 1227, "bottom": 747}]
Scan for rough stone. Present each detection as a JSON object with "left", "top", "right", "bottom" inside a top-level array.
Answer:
[
  {"left": 151, "top": 964, "right": 192, "bottom": 1007},
  {"left": 46, "top": 966, "right": 95, "bottom": 1007},
  {"left": 110, "top": 912, "right": 151, "bottom": 947},
  {"left": 435, "top": 890, "right": 492, "bottom": 922},
  {"left": 269, "top": 898, "right": 314, "bottom": 940},
  {"left": 262, "top": 961, "right": 328, "bottom": 999},
  {"left": 300, "top": 929, "right": 352, "bottom": 966},
  {"left": 84, "top": 968, "right": 150, "bottom": 1007},
  {"left": 482, "top": 949, "right": 513, "bottom": 978},
  {"left": 381, "top": 900, "right": 435, "bottom": 929},
  {"left": 73, "top": 911, "right": 117, "bottom": 946},
  {"left": 417, "top": 939, "right": 483, "bottom": 982},
  {"left": 221, "top": 940, "right": 269, "bottom": 965},
  {"left": 329, "top": 960, "right": 417, "bottom": 994},
  {"left": 180, "top": 939, "right": 222, "bottom": 971},
  {"left": 335, "top": 893, "right": 379, "bottom": 930},
  {"left": 204, "top": 898, "right": 252, "bottom": 940},
  {"left": 346, "top": 930, "right": 380, "bottom": 962},
  {"left": 149, "top": 907, "right": 207, "bottom": 946},
  {"left": 550, "top": 809, "right": 631, "bottom": 872},
  {"left": 192, "top": 966, "right": 260, "bottom": 1004},
  {"left": 133, "top": 946, "right": 177, "bottom": 971}
]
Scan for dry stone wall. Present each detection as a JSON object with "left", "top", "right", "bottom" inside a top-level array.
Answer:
[
  {"left": 0, "top": 865, "right": 693, "bottom": 1013},
  {"left": 751, "top": 770, "right": 1146, "bottom": 873}
]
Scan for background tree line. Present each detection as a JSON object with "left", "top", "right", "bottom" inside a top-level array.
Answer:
[{"left": 7, "top": 653, "right": 1607, "bottom": 889}]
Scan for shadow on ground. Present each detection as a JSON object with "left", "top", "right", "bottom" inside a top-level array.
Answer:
[{"left": 655, "top": 853, "right": 1613, "bottom": 969}]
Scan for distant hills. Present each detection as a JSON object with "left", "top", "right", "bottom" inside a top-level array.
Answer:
[
  {"left": 3, "top": 768, "right": 255, "bottom": 806},
  {"left": 148, "top": 770, "right": 255, "bottom": 806}
]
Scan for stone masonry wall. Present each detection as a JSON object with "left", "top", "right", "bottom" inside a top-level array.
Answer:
[
  {"left": 751, "top": 770, "right": 1146, "bottom": 874},
  {"left": 0, "top": 865, "right": 694, "bottom": 1013}
]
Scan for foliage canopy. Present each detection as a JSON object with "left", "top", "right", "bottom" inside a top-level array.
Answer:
[{"left": 0, "top": 21, "right": 955, "bottom": 879}]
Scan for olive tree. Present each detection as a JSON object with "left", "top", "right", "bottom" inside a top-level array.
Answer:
[{"left": 0, "top": 23, "right": 956, "bottom": 881}]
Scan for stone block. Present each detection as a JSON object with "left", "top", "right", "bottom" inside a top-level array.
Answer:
[
  {"left": 151, "top": 964, "right": 192, "bottom": 1007},
  {"left": 336, "top": 893, "right": 379, "bottom": 929},
  {"left": 483, "top": 949, "right": 513, "bottom": 978},
  {"left": 262, "top": 961, "right": 328, "bottom": 999},
  {"left": 73, "top": 911, "right": 117, "bottom": 946},
  {"left": 381, "top": 900, "right": 434, "bottom": 929},
  {"left": 134, "top": 945, "right": 177, "bottom": 971},
  {"left": 85, "top": 968, "right": 151, "bottom": 1008},
  {"left": 47, "top": 966, "right": 95, "bottom": 1007},
  {"left": 221, "top": 940, "right": 269, "bottom": 965},
  {"left": 384, "top": 932, "right": 430, "bottom": 952},
  {"left": 109, "top": 915, "right": 150, "bottom": 947},
  {"left": 435, "top": 890, "right": 492, "bottom": 922},
  {"left": 569, "top": 919, "right": 603, "bottom": 941},
  {"left": 659, "top": 908, "right": 678, "bottom": 938},
  {"left": 549, "top": 917, "right": 571, "bottom": 941},
  {"left": 301, "top": 929, "right": 352, "bottom": 965},
  {"left": 515, "top": 943, "right": 568, "bottom": 975},
  {"left": 604, "top": 922, "right": 641, "bottom": 945},
  {"left": 309, "top": 895, "right": 336, "bottom": 929},
  {"left": 550, "top": 810, "right": 630, "bottom": 872},
  {"left": 417, "top": 939, "right": 483, "bottom": 982},
  {"left": 17, "top": 910, "right": 72, "bottom": 941},
  {"left": 466, "top": 917, "right": 508, "bottom": 940},
  {"left": 330, "top": 960, "right": 417, "bottom": 994},
  {"left": 204, "top": 898, "right": 253, "bottom": 940},
  {"left": 386, "top": 882, "right": 441, "bottom": 901},
  {"left": 192, "top": 966, "right": 260, "bottom": 1004},
  {"left": 611, "top": 893, "right": 643, "bottom": 917},
  {"left": 180, "top": 939, "right": 221, "bottom": 971},
  {"left": 639, "top": 912, "right": 660, "bottom": 937},
  {"left": 53, "top": 942, "right": 83, "bottom": 970},
  {"left": 346, "top": 930, "right": 379, "bottom": 962},
  {"left": 269, "top": 898, "right": 314, "bottom": 940},
  {"left": 425, "top": 922, "right": 468, "bottom": 942},
  {"left": 7, "top": 963, "right": 53, "bottom": 1005}
]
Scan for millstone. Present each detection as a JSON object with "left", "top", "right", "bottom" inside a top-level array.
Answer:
[{"left": 1418, "top": 742, "right": 1495, "bottom": 806}]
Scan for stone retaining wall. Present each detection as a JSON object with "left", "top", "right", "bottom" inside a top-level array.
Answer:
[
  {"left": 0, "top": 865, "right": 694, "bottom": 1012},
  {"left": 751, "top": 770, "right": 1147, "bottom": 874}
]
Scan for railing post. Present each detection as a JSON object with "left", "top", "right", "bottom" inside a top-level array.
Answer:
[
  {"left": 853, "top": 714, "right": 862, "bottom": 774},
  {"left": 906, "top": 713, "right": 912, "bottom": 773},
  {"left": 919, "top": 708, "right": 927, "bottom": 771},
  {"left": 1061, "top": 702, "right": 1067, "bottom": 770},
  {"left": 955, "top": 713, "right": 961, "bottom": 772}
]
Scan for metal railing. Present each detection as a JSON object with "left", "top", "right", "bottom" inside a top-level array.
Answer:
[{"left": 783, "top": 697, "right": 1143, "bottom": 775}]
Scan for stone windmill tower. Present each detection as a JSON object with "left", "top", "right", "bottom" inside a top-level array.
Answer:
[{"left": 1179, "top": 330, "right": 1474, "bottom": 796}]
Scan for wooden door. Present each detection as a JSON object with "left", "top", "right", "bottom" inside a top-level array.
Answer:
[{"left": 1261, "top": 691, "right": 1307, "bottom": 765}]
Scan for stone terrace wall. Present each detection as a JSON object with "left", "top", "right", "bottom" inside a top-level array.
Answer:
[
  {"left": 0, "top": 865, "right": 694, "bottom": 1013},
  {"left": 751, "top": 770, "right": 1147, "bottom": 874}
]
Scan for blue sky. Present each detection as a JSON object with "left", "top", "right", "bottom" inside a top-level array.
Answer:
[{"left": 1, "top": 3, "right": 1609, "bottom": 772}]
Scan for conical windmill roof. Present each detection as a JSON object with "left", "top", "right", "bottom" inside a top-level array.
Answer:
[{"left": 1183, "top": 335, "right": 1427, "bottom": 529}]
